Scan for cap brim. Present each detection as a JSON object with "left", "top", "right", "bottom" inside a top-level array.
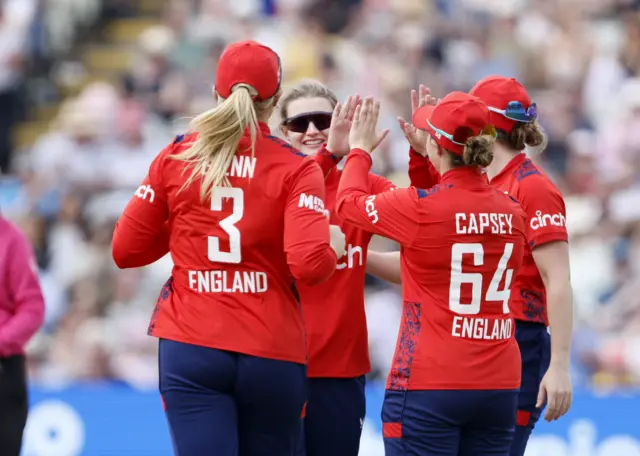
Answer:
[{"left": 412, "top": 105, "right": 436, "bottom": 136}]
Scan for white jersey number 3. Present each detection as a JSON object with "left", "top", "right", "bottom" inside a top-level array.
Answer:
[
  {"left": 208, "top": 187, "right": 244, "bottom": 264},
  {"left": 449, "top": 243, "right": 514, "bottom": 315}
]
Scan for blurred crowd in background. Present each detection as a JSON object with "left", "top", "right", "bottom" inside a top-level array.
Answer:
[{"left": 2, "top": 0, "right": 640, "bottom": 390}]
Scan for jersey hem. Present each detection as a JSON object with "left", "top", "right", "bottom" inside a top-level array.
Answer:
[
  {"left": 513, "top": 319, "right": 547, "bottom": 325},
  {"left": 150, "top": 329, "right": 307, "bottom": 365},
  {"left": 307, "top": 368, "right": 370, "bottom": 379},
  {"left": 530, "top": 233, "right": 568, "bottom": 249},
  {"left": 513, "top": 317, "right": 548, "bottom": 326},
  {"left": 387, "top": 381, "right": 521, "bottom": 390}
]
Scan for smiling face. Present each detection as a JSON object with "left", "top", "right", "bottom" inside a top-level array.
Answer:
[{"left": 281, "top": 96, "right": 335, "bottom": 156}]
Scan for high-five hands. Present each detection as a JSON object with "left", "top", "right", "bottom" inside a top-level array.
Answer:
[
  {"left": 327, "top": 95, "right": 361, "bottom": 157},
  {"left": 328, "top": 95, "right": 390, "bottom": 158},
  {"left": 348, "top": 97, "right": 383, "bottom": 154},
  {"left": 397, "top": 84, "right": 438, "bottom": 157}
]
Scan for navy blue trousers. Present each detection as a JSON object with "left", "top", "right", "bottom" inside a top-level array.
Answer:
[
  {"left": 158, "top": 339, "right": 307, "bottom": 456},
  {"left": 382, "top": 389, "right": 518, "bottom": 456},
  {"left": 295, "top": 376, "right": 366, "bottom": 456},
  {"left": 509, "top": 322, "right": 551, "bottom": 456}
]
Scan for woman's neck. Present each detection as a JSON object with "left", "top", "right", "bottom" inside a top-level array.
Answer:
[
  {"left": 438, "top": 160, "right": 453, "bottom": 175},
  {"left": 257, "top": 107, "right": 275, "bottom": 124},
  {"left": 485, "top": 144, "right": 521, "bottom": 181}
]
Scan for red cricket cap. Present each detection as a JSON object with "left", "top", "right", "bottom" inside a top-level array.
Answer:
[
  {"left": 215, "top": 40, "right": 282, "bottom": 101},
  {"left": 469, "top": 76, "right": 532, "bottom": 133},
  {"left": 412, "top": 91, "right": 492, "bottom": 155}
]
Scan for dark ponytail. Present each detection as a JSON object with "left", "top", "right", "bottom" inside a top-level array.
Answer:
[
  {"left": 498, "top": 121, "right": 545, "bottom": 151},
  {"left": 462, "top": 134, "right": 495, "bottom": 167}
]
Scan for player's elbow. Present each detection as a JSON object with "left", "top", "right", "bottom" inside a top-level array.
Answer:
[
  {"left": 111, "top": 221, "right": 139, "bottom": 269},
  {"left": 294, "top": 269, "right": 333, "bottom": 286},
  {"left": 296, "top": 268, "right": 332, "bottom": 286},
  {"left": 112, "top": 239, "right": 134, "bottom": 269},
  {"left": 532, "top": 242, "right": 571, "bottom": 289},
  {"left": 545, "top": 275, "right": 573, "bottom": 308},
  {"left": 334, "top": 190, "right": 365, "bottom": 218},
  {"left": 289, "top": 250, "right": 337, "bottom": 286},
  {"left": 334, "top": 195, "right": 349, "bottom": 219}
]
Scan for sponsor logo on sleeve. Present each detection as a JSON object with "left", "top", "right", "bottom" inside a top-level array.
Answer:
[
  {"left": 529, "top": 210, "right": 566, "bottom": 230},
  {"left": 298, "top": 193, "right": 329, "bottom": 217},
  {"left": 135, "top": 185, "right": 155, "bottom": 203},
  {"left": 365, "top": 195, "right": 379, "bottom": 224}
]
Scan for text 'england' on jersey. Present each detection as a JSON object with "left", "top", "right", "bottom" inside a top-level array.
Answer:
[{"left": 131, "top": 125, "right": 336, "bottom": 365}]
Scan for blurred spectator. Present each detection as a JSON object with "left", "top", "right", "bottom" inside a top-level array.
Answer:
[{"left": 0, "top": 0, "right": 33, "bottom": 174}]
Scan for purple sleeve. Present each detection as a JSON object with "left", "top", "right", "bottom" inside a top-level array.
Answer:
[{"left": 0, "top": 227, "right": 45, "bottom": 355}]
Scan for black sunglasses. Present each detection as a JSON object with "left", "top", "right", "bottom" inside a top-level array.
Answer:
[{"left": 282, "top": 111, "right": 332, "bottom": 133}]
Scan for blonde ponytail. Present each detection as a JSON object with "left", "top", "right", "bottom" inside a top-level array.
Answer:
[{"left": 173, "top": 84, "right": 272, "bottom": 201}]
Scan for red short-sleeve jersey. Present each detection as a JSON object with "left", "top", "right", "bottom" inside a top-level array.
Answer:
[
  {"left": 489, "top": 153, "right": 568, "bottom": 325},
  {"left": 337, "top": 149, "right": 527, "bottom": 391},
  {"left": 408, "top": 150, "right": 568, "bottom": 326},
  {"left": 112, "top": 123, "right": 337, "bottom": 364}
]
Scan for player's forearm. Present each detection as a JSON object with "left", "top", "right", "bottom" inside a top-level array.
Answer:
[
  {"left": 335, "top": 151, "right": 375, "bottom": 227},
  {"left": 408, "top": 147, "right": 439, "bottom": 188},
  {"left": 545, "top": 278, "right": 574, "bottom": 367},
  {"left": 532, "top": 241, "right": 573, "bottom": 368},
  {"left": 366, "top": 250, "right": 401, "bottom": 284},
  {"left": 337, "top": 149, "right": 372, "bottom": 199}
]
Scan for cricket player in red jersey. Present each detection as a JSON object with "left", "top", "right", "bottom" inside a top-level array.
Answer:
[
  {"left": 337, "top": 95, "right": 527, "bottom": 455},
  {"left": 370, "top": 78, "right": 574, "bottom": 455},
  {"left": 111, "top": 41, "right": 346, "bottom": 456},
  {"left": 278, "top": 81, "right": 391, "bottom": 456}
]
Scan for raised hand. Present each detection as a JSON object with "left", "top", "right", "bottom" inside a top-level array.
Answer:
[
  {"left": 349, "top": 97, "right": 382, "bottom": 154},
  {"left": 398, "top": 84, "right": 437, "bottom": 157},
  {"left": 326, "top": 95, "right": 361, "bottom": 157},
  {"left": 372, "top": 125, "right": 390, "bottom": 153},
  {"left": 327, "top": 94, "right": 389, "bottom": 157}
]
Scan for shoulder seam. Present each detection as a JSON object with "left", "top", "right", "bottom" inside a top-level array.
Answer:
[
  {"left": 265, "top": 135, "right": 307, "bottom": 158},
  {"left": 416, "top": 183, "right": 453, "bottom": 199}
]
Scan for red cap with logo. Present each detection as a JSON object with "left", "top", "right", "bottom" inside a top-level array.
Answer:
[
  {"left": 469, "top": 76, "right": 532, "bottom": 133},
  {"left": 412, "top": 91, "right": 492, "bottom": 155},
  {"left": 215, "top": 40, "right": 282, "bottom": 101}
]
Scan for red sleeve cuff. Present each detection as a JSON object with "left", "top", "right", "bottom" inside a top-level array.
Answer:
[
  {"left": 349, "top": 148, "right": 373, "bottom": 165},
  {"left": 320, "top": 145, "right": 340, "bottom": 163},
  {"left": 409, "top": 147, "right": 426, "bottom": 159},
  {"left": 529, "top": 232, "right": 569, "bottom": 249},
  {"left": 313, "top": 144, "right": 340, "bottom": 177}
]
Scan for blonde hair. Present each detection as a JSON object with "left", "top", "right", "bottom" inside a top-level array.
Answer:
[
  {"left": 172, "top": 84, "right": 279, "bottom": 201},
  {"left": 278, "top": 79, "right": 338, "bottom": 121}
]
